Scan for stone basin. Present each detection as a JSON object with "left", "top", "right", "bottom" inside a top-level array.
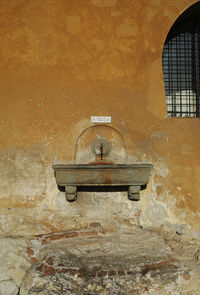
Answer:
[{"left": 52, "top": 163, "right": 153, "bottom": 202}]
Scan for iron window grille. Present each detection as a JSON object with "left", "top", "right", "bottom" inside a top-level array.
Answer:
[{"left": 163, "top": 14, "right": 200, "bottom": 117}]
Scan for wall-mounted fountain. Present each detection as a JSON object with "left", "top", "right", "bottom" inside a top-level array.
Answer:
[{"left": 52, "top": 125, "right": 152, "bottom": 202}]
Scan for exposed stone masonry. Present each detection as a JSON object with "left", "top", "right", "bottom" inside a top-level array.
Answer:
[{"left": 1, "top": 225, "right": 200, "bottom": 294}]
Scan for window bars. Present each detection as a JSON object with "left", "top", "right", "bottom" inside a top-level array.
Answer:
[{"left": 163, "top": 24, "right": 200, "bottom": 117}]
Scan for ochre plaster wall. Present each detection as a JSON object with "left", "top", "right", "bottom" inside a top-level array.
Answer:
[{"left": 0, "top": 0, "right": 200, "bottom": 236}]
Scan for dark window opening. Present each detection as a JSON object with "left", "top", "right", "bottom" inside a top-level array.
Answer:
[{"left": 162, "top": 2, "right": 200, "bottom": 117}]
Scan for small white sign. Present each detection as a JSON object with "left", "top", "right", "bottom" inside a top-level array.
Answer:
[{"left": 91, "top": 116, "right": 111, "bottom": 123}]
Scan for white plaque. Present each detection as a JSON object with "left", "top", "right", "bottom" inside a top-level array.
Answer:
[{"left": 91, "top": 116, "right": 111, "bottom": 123}]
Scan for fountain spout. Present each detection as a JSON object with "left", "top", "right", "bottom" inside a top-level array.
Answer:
[{"left": 91, "top": 138, "right": 111, "bottom": 161}]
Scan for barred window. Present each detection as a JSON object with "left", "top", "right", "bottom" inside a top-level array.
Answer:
[{"left": 162, "top": 3, "right": 200, "bottom": 117}]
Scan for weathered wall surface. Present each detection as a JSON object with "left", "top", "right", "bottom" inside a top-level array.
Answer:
[{"left": 0, "top": 0, "right": 200, "bottom": 236}]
